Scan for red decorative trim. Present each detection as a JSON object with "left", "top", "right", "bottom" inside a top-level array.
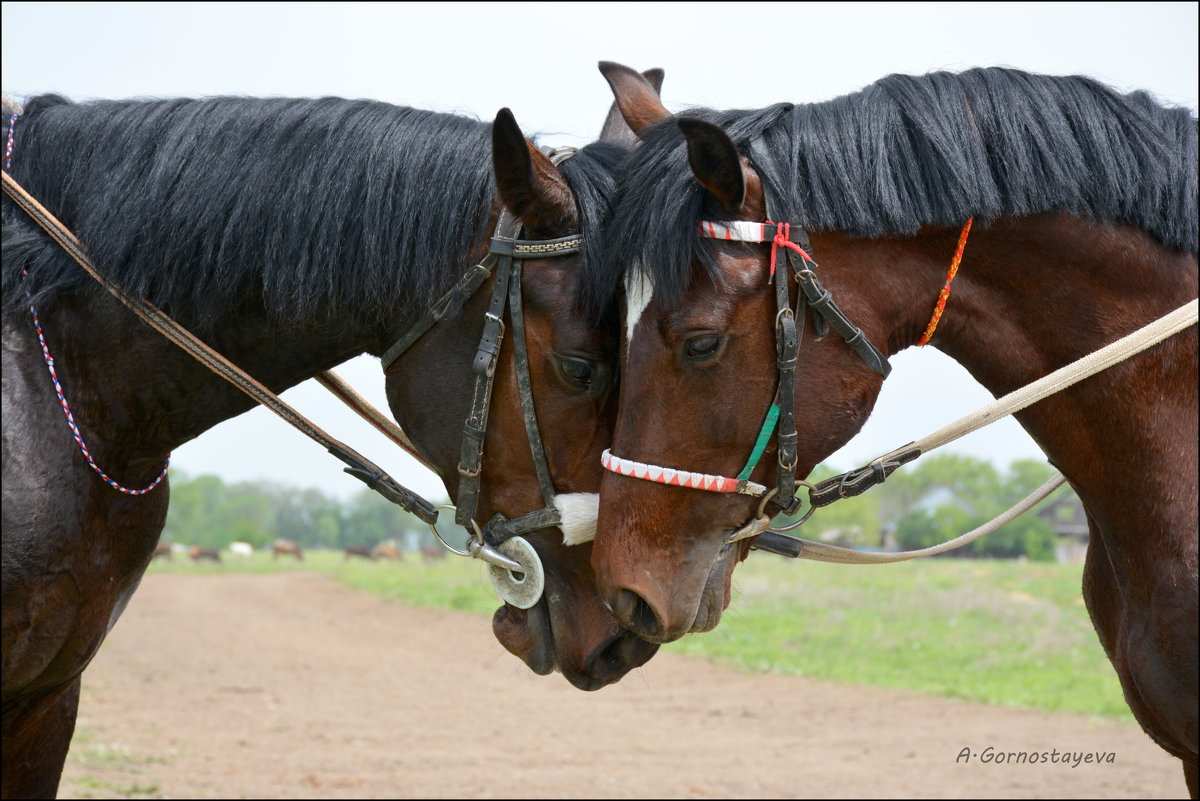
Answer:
[{"left": 916, "top": 218, "right": 973, "bottom": 346}]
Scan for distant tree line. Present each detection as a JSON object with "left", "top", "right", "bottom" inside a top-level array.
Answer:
[
  {"left": 161, "top": 470, "right": 444, "bottom": 552},
  {"left": 165, "top": 455, "right": 1077, "bottom": 559}
]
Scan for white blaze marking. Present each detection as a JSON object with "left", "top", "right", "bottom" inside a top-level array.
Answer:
[{"left": 624, "top": 263, "right": 655, "bottom": 350}]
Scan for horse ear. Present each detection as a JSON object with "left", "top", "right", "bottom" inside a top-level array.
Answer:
[
  {"left": 598, "top": 60, "right": 672, "bottom": 137},
  {"left": 677, "top": 117, "right": 754, "bottom": 214},
  {"left": 492, "top": 108, "right": 577, "bottom": 234},
  {"left": 599, "top": 67, "right": 665, "bottom": 145}
]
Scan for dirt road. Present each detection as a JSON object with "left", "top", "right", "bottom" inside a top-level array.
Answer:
[{"left": 59, "top": 573, "right": 1184, "bottom": 799}]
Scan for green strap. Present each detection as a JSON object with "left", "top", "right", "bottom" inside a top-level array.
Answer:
[{"left": 737, "top": 403, "right": 780, "bottom": 481}]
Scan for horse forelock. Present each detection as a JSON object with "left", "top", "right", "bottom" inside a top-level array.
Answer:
[{"left": 585, "top": 67, "right": 1198, "bottom": 320}]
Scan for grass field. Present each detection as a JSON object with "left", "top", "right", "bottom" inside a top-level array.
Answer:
[{"left": 147, "top": 549, "right": 1130, "bottom": 720}]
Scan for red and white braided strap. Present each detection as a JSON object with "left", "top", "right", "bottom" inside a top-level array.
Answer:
[
  {"left": 697, "top": 220, "right": 773, "bottom": 242},
  {"left": 601, "top": 449, "right": 768, "bottom": 497}
]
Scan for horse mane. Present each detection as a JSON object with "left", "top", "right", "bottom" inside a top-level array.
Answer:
[
  {"left": 1, "top": 93, "right": 625, "bottom": 333},
  {"left": 586, "top": 67, "right": 1199, "bottom": 314}
]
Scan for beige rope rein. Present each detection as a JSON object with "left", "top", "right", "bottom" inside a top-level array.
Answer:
[{"left": 775, "top": 298, "right": 1198, "bottom": 564}]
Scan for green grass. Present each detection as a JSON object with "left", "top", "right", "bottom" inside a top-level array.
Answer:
[
  {"left": 668, "top": 555, "right": 1128, "bottom": 719},
  {"left": 66, "top": 726, "right": 165, "bottom": 799},
  {"left": 146, "top": 549, "right": 1129, "bottom": 719},
  {"left": 68, "top": 777, "right": 161, "bottom": 800}
]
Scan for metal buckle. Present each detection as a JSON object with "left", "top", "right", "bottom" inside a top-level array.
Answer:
[{"left": 767, "top": 480, "right": 818, "bottom": 533}]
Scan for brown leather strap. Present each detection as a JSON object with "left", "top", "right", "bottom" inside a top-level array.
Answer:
[{"left": 3, "top": 170, "right": 440, "bottom": 524}]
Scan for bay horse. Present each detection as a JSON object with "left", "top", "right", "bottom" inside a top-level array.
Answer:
[
  {"left": 1, "top": 77, "right": 661, "bottom": 797},
  {"left": 588, "top": 64, "right": 1197, "bottom": 793},
  {"left": 372, "top": 544, "right": 403, "bottom": 561},
  {"left": 271, "top": 538, "right": 304, "bottom": 561},
  {"left": 344, "top": 544, "right": 375, "bottom": 561},
  {"left": 187, "top": 546, "right": 222, "bottom": 564}
]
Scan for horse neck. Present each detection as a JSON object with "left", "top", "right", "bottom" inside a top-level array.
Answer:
[{"left": 838, "top": 213, "right": 1198, "bottom": 544}]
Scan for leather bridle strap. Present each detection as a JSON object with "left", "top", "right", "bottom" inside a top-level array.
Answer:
[
  {"left": 2, "top": 169, "right": 441, "bottom": 524},
  {"left": 379, "top": 259, "right": 494, "bottom": 371},
  {"left": 454, "top": 219, "right": 519, "bottom": 529},
  {"left": 456, "top": 230, "right": 585, "bottom": 544},
  {"left": 484, "top": 257, "right": 560, "bottom": 544}
]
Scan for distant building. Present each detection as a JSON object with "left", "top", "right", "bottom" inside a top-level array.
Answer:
[
  {"left": 879, "top": 484, "right": 1087, "bottom": 563},
  {"left": 1036, "top": 492, "right": 1089, "bottom": 563},
  {"left": 879, "top": 485, "right": 977, "bottom": 552}
]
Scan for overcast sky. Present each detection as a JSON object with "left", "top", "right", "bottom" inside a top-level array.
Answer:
[{"left": 3, "top": 2, "right": 1196, "bottom": 502}]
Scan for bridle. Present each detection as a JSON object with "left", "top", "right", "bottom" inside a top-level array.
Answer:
[
  {"left": 598, "top": 139, "right": 1197, "bottom": 563},
  {"left": 602, "top": 144, "right": 892, "bottom": 550},
  {"left": 381, "top": 146, "right": 586, "bottom": 604},
  {"left": 3, "top": 133, "right": 583, "bottom": 609}
]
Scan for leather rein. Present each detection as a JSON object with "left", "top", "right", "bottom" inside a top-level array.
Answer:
[{"left": 2, "top": 146, "right": 582, "bottom": 608}]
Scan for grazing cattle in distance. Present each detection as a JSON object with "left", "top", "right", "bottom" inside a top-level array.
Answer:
[
  {"left": 229, "top": 541, "right": 254, "bottom": 558},
  {"left": 271, "top": 538, "right": 303, "bottom": 560},
  {"left": 343, "top": 544, "right": 374, "bottom": 561},
  {"left": 373, "top": 544, "right": 404, "bottom": 561},
  {"left": 188, "top": 546, "right": 221, "bottom": 563},
  {"left": 420, "top": 544, "right": 447, "bottom": 562},
  {"left": 152, "top": 543, "right": 173, "bottom": 562}
]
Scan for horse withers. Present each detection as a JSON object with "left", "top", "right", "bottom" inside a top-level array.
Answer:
[
  {"left": 0, "top": 76, "right": 663, "bottom": 798},
  {"left": 588, "top": 64, "right": 1198, "bottom": 793}
]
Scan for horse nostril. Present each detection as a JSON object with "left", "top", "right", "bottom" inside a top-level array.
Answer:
[{"left": 612, "top": 588, "right": 662, "bottom": 638}]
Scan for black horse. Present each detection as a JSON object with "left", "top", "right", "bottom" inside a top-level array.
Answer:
[{"left": 1, "top": 77, "right": 661, "bottom": 797}]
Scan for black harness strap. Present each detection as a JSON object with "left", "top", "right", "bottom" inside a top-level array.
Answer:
[
  {"left": 807, "top": 445, "right": 921, "bottom": 508},
  {"left": 380, "top": 260, "right": 494, "bottom": 371},
  {"left": 501, "top": 259, "right": 558, "bottom": 517},
  {"left": 456, "top": 219, "right": 520, "bottom": 529},
  {"left": 771, "top": 212, "right": 802, "bottom": 515},
  {"left": 749, "top": 140, "right": 892, "bottom": 516}
]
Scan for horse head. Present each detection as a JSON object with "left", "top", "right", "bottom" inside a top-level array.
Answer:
[
  {"left": 589, "top": 64, "right": 890, "bottom": 642},
  {"left": 382, "top": 77, "right": 666, "bottom": 689}
]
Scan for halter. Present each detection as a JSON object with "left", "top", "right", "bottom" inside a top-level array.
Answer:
[{"left": 603, "top": 148, "right": 891, "bottom": 541}]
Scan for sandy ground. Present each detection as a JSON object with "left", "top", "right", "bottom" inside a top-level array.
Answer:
[{"left": 58, "top": 572, "right": 1186, "bottom": 799}]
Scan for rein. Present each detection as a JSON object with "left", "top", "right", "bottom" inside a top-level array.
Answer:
[
  {"left": 742, "top": 295, "right": 1198, "bottom": 563},
  {"left": 3, "top": 170, "right": 443, "bottom": 527},
  {"left": 3, "top": 145, "right": 584, "bottom": 607}
]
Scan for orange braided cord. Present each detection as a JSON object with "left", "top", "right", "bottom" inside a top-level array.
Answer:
[{"left": 916, "top": 217, "right": 973, "bottom": 346}]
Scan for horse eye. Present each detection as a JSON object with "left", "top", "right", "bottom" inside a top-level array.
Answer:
[
  {"left": 684, "top": 335, "right": 721, "bottom": 361},
  {"left": 558, "top": 357, "right": 595, "bottom": 387}
]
